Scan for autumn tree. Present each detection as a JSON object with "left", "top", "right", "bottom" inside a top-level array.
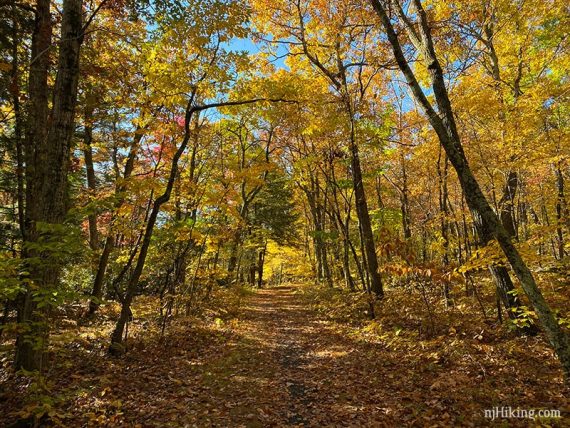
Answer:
[{"left": 368, "top": 0, "right": 570, "bottom": 378}]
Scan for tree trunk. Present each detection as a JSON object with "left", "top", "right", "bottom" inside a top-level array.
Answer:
[
  {"left": 15, "top": 0, "right": 52, "bottom": 371},
  {"left": 257, "top": 242, "right": 266, "bottom": 289},
  {"left": 555, "top": 163, "right": 566, "bottom": 259},
  {"left": 400, "top": 154, "right": 411, "bottom": 240},
  {"left": 83, "top": 99, "right": 99, "bottom": 251},
  {"left": 11, "top": 4, "right": 26, "bottom": 241},
  {"left": 227, "top": 232, "right": 241, "bottom": 275},
  {"left": 87, "top": 131, "right": 143, "bottom": 315},
  {"left": 88, "top": 236, "right": 113, "bottom": 314},
  {"left": 498, "top": 171, "right": 518, "bottom": 239},
  {"left": 437, "top": 149, "right": 453, "bottom": 306},
  {"left": 305, "top": 183, "right": 333, "bottom": 287},
  {"left": 349, "top": 130, "right": 383, "bottom": 298},
  {"left": 491, "top": 172, "right": 534, "bottom": 328},
  {"left": 16, "top": 0, "right": 83, "bottom": 371}
]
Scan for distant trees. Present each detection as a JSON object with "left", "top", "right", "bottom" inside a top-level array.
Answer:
[{"left": 252, "top": 0, "right": 386, "bottom": 297}]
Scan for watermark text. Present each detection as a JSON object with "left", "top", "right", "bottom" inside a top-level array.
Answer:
[{"left": 484, "top": 406, "right": 561, "bottom": 421}]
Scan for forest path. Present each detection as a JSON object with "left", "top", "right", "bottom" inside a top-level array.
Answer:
[{"left": 182, "top": 285, "right": 401, "bottom": 427}]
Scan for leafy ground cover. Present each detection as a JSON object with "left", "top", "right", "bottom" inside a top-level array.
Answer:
[{"left": 1, "top": 284, "right": 568, "bottom": 427}]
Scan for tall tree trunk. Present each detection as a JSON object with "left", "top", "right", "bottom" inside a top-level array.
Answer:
[
  {"left": 11, "top": 4, "right": 26, "bottom": 241},
  {"left": 16, "top": 0, "right": 83, "bottom": 371},
  {"left": 83, "top": 98, "right": 99, "bottom": 251},
  {"left": 437, "top": 149, "right": 452, "bottom": 306},
  {"left": 294, "top": 5, "right": 382, "bottom": 296},
  {"left": 480, "top": 10, "right": 529, "bottom": 324}
]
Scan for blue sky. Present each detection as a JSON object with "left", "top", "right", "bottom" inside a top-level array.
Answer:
[
  {"left": 227, "top": 37, "right": 289, "bottom": 70},
  {"left": 229, "top": 37, "right": 260, "bottom": 54}
]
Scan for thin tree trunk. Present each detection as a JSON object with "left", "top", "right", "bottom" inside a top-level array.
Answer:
[
  {"left": 11, "top": 4, "right": 26, "bottom": 241},
  {"left": 87, "top": 131, "right": 143, "bottom": 315},
  {"left": 400, "top": 154, "right": 411, "bottom": 240},
  {"left": 437, "top": 148, "right": 452, "bottom": 306},
  {"left": 83, "top": 98, "right": 99, "bottom": 251},
  {"left": 257, "top": 241, "right": 266, "bottom": 288},
  {"left": 555, "top": 163, "right": 566, "bottom": 259},
  {"left": 88, "top": 236, "right": 113, "bottom": 314}
]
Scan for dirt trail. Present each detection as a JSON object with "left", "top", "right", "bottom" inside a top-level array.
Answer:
[{"left": 185, "top": 286, "right": 403, "bottom": 427}]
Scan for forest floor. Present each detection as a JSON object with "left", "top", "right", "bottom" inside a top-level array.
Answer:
[{"left": 1, "top": 284, "right": 569, "bottom": 427}]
